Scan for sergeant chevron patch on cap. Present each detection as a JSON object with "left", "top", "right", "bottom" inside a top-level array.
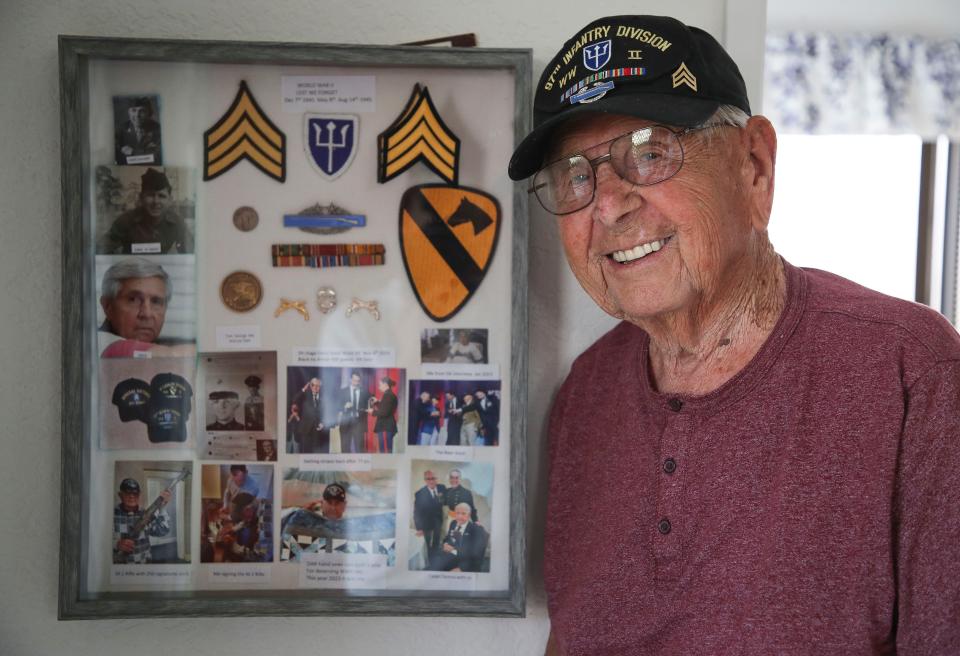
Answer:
[
  {"left": 672, "top": 62, "right": 697, "bottom": 91},
  {"left": 378, "top": 84, "right": 460, "bottom": 185},
  {"left": 204, "top": 81, "right": 286, "bottom": 182}
]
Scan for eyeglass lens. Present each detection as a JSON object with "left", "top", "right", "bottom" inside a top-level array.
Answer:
[{"left": 532, "top": 126, "right": 686, "bottom": 215}]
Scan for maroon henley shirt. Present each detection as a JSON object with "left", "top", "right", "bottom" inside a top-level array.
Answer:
[{"left": 545, "top": 262, "right": 960, "bottom": 654}]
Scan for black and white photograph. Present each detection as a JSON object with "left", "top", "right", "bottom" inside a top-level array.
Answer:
[
  {"left": 420, "top": 328, "right": 489, "bottom": 364},
  {"left": 95, "top": 165, "right": 195, "bottom": 255},
  {"left": 113, "top": 460, "right": 192, "bottom": 565},
  {"left": 409, "top": 460, "right": 493, "bottom": 573},
  {"left": 199, "top": 351, "right": 277, "bottom": 461},
  {"left": 113, "top": 94, "right": 163, "bottom": 165},
  {"left": 407, "top": 379, "right": 501, "bottom": 447}
]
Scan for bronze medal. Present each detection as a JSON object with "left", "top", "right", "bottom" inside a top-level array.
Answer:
[
  {"left": 220, "top": 271, "right": 263, "bottom": 312},
  {"left": 233, "top": 206, "right": 259, "bottom": 231}
]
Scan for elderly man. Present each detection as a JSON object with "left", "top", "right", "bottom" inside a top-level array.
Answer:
[
  {"left": 98, "top": 258, "right": 175, "bottom": 357},
  {"left": 99, "top": 167, "right": 193, "bottom": 254},
  {"left": 509, "top": 15, "right": 960, "bottom": 655}
]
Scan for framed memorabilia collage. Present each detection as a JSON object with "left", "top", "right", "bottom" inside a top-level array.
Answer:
[{"left": 58, "top": 36, "right": 530, "bottom": 618}]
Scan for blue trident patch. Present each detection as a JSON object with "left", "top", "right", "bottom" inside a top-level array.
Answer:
[
  {"left": 305, "top": 115, "right": 359, "bottom": 181},
  {"left": 583, "top": 40, "right": 612, "bottom": 71}
]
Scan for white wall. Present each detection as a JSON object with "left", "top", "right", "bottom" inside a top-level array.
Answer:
[
  {"left": 767, "top": 0, "right": 960, "bottom": 36},
  {"left": 0, "top": 1, "right": 764, "bottom": 654}
]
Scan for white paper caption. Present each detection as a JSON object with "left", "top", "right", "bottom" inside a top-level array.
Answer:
[
  {"left": 293, "top": 347, "right": 396, "bottom": 367},
  {"left": 421, "top": 571, "right": 478, "bottom": 591},
  {"left": 111, "top": 565, "right": 191, "bottom": 585},
  {"left": 132, "top": 350, "right": 152, "bottom": 359},
  {"left": 299, "top": 554, "right": 388, "bottom": 589},
  {"left": 206, "top": 565, "right": 272, "bottom": 584},
  {"left": 429, "top": 446, "right": 474, "bottom": 461},
  {"left": 421, "top": 364, "right": 500, "bottom": 379},
  {"left": 282, "top": 76, "right": 376, "bottom": 113},
  {"left": 131, "top": 242, "right": 161, "bottom": 254},
  {"left": 126, "top": 154, "right": 155, "bottom": 165},
  {"left": 216, "top": 325, "right": 262, "bottom": 349},
  {"left": 299, "top": 454, "right": 372, "bottom": 471}
]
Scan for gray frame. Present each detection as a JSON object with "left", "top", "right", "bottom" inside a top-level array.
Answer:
[{"left": 59, "top": 35, "right": 530, "bottom": 619}]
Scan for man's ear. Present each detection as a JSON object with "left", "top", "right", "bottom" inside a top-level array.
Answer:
[{"left": 741, "top": 115, "right": 777, "bottom": 231}]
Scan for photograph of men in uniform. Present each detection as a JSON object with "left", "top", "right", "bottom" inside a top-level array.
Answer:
[
  {"left": 206, "top": 390, "right": 243, "bottom": 431},
  {"left": 113, "top": 95, "right": 162, "bottom": 165},
  {"left": 243, "top": 375, "right": 265, "bottom": 431},
  {"left": 98, "top": 167, "right": 194, "bottom": 255}
]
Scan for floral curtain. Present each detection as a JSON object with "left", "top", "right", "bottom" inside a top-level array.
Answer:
[{"left": 764, "top": 32, "right": 960, "bottom": 138}]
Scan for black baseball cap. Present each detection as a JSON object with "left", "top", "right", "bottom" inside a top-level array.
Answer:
[
  {"left": 119, "top": 478, "right": 141, "bottom": 494},
  {"left": 323, "top": 483, "right": 346, "bottom": 502},
  {"left": 508, "top": 15, "right": 751, "bottom": 180}
]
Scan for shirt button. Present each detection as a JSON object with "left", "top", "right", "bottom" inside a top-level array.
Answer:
[
  {"left": 667, "top": 398, "right": 683, "bottom": 412},
  {"left": 663, "top": 458, "right": 677, "bottom": 474},
  {"left": 658, "top": 518, "right": 672, "bottom": 535}
]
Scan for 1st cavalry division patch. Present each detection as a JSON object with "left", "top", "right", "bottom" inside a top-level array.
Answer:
[
  {"left": 378, "top": 84, "right": 460, "bottom": 185},
  {"left": 399, "top": 184, "right": 500, "bottom": 322},
  {"left": 204, "top": 81, "right": 286, "bottom": 182}
]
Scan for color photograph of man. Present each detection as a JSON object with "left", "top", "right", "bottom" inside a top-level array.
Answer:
[
  {"left": 97, "top": 166, "right": 194, "bottom": 255},
  {"left": 113, "top": 95, "right": 162, "bottom": 165},
  {"left": 409, "top": 461, "right": 493, "bottom": 572},
  {"left": 206, "top": 390, "right": 243, "bottom": 431},
  {"left": 113, "top": 461, "right": 192, "bottom": 564},
  {"left": 287, "top": 375, "right": 328, "bottom": 454},
  {"left": 508, "top": 14, "right": 960, "bottom": 654},
  {"left": 407, "top": 380, "right": 501, "bottom": 447},
  {"left": 419, "top": 328, "right": 489, "bottom": 364},
  {"left": 200, "top": 463, "right": 272, "bottom": 563},
  {"left": 98, "top": 257, "right": 195, "bottom": 358},
  {"left": 338, "top": 371, "right": 372, "bottom": 454},
  {"left": 280, "top": 469, "right": 397, "bottom": 563}
]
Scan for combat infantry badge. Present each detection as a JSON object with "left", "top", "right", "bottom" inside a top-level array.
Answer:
[
  {"left": 304, "top": 114, "right": 359, "bottom": 181},
  {"left": 399, "top": 184, "right": 501, "bottom": 322}
]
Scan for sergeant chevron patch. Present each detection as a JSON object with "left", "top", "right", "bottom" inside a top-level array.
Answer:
[
  {"left": 399, "top": 184, "right": 500, "bottom": 322},
  {"left": 378, "top": 84, "right": 460, "bottom": 185},
  {"left": 204, "top": 81, "right": 286, "bottom": 182}
]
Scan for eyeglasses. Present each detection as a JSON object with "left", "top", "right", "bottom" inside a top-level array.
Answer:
[{"left": 528, "top": 124, "right": 724, "bottom": 216}]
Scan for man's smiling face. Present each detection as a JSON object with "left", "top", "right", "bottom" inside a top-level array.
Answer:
[{"left": 550, "top": 113, "right": 755, "bottom": 325}]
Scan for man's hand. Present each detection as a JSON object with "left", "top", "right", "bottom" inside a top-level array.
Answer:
[
  {"left": 416, "top": 530, "right": 423, "bottom": 537},
  {"left": 116, "top": 538, "right": 135, "bottom": 553},
  {"left": 159, "top": 489, "right": 172, "bottom": 506},
  {"left": 443, "top": 542, "right": 455, "bottom": 553}
]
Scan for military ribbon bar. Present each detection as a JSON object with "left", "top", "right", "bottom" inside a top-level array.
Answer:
[{"left": 270, "top": 243, "right": 386, "bottom": 268}]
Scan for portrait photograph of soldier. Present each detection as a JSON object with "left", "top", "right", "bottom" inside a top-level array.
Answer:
[
  {"left": 113, "top": 94, "right": 163, "bottom": 166},
  {"left": 95, "top": 165, "right": 195, "bottom": 255},
  {"left": 95, "top": 255, "right": 196, "bottom": 358},
  {"left": 280, "top": 469, "right": 397, "bottom": 565},
  {"left": 407, "top": 379, "right": 501, "bottom": 447},
  {"left": 286, "top": 366, "right": 406, "bottom": 455},
  {"left": 198, "top": 351, "right": 277, "bottom": 461},
  {"left": 419, "top": 328, "right": 489, "bottom": 364},
  {"left": 409, "top": 460, "right": 493, "bottom": 573},
  {"left": 99, "top": 356, "right": 196, "bottom": 450},
  {"left": 113, "top": 460, "right": 192, "bottom": 565},
  {"left": 200, "top": 463, "right": 273, "bottom": 563}
]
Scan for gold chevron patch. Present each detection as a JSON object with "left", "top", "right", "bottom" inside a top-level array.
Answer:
[
  {"left": 671, "top": 62, "right": 698, "bottom": 91},
  {"left": 378, "top": 84, "right": 460, "bottom": 185},
  {"left": 204, "top": 81, "right": 286, "bottom": 182}
]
